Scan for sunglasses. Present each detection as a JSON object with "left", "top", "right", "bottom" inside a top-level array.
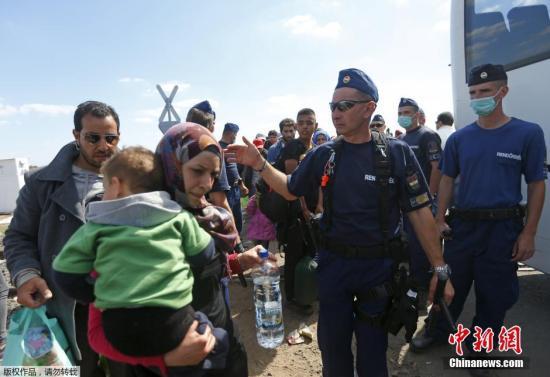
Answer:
[
  {"left": 329, "top": 100, "right": 371, "bottom": 112},
  {"left": 370, "top": 123, "right": 384, "bottom": 128},
  {"left": 84, "top": 133, "right": 120, "bottom": 145}
]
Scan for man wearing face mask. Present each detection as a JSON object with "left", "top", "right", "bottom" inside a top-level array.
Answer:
[
  {"left": 397, "top": 98, "right": 442, "bottom": 309},
  {"left": 411, "top": 64, "right": 547, "bottom": 374}
]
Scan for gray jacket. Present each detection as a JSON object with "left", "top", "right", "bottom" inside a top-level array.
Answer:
[
  {"left": 86, "top": 191, "right": 181, "bottom": 227},
  {"left": 4, "top": 142, "right": 88, "bottom": 360}
]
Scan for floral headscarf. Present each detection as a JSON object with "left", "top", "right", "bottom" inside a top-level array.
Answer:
[{"left": 156, "top": 122, "right": 237, "bottom": 252}]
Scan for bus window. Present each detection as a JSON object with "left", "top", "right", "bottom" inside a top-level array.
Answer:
[{"left": 465, "top": 0, "right": 550, "bottom": 78}]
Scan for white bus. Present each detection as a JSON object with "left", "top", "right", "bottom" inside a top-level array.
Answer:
[{"left": 450, "top": 0, "right": 550, "bottom": 273}]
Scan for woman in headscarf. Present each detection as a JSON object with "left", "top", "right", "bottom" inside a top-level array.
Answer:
[{"left": 88, "top": 123, "right": 270, "bottom": 376}]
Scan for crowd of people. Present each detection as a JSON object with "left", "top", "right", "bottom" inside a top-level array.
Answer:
[{"left": 0, "top": 63, "right": 546, "bottom": 377}]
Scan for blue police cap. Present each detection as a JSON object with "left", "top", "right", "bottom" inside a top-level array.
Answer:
[
  {"left": 468, "top": 64, "right": 507, "bottom": 86},
  {"left": 223, "top": 123, "right": 240, "bottom": 133},
  {"left": 399, "top": 98, "right": 419, "bottom": 111},
  {"left": 192, "top": 100, "right": 216, "bottom": 119},
  {"left": 335, "top": 68, "right": 379, "bottom": 102},
  {"left": 371, "top": 114, "right": 385, "bottom": 124}
]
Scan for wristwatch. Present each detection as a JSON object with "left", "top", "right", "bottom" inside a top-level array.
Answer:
[{"left": 432, "top": 264, "right": 451, "bottom": 279}]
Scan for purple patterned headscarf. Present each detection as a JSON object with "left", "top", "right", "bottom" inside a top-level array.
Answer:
[{"left": 156, "top": 122, "right": 237, "bottom": 252}]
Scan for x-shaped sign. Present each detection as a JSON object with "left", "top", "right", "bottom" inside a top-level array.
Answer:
[{"left": 157, "top": 84, "right": 181, "bottom": 133}]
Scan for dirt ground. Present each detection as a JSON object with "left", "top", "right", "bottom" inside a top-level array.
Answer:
[
  {"left": 1, "top": 215, "right": 550, "bottom": 376},
  {"left": 229, "top": 259, "right": 550, "bottom": 377}
]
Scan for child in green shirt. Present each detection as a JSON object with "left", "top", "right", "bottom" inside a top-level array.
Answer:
[{"left": 53, "top": 146, "right": 227, "bottom": 374}]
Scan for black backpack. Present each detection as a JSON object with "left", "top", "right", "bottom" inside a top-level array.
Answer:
[
  {"left": 256, "top": 143, "right": 303, "bottom": 223},
  {"left": 256, "top": 177, "right": 291, "bottom": 223}
]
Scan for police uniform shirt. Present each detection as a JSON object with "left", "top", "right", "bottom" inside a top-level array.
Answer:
[
  {"left": 219, "top": 141, "right": 241, "bottom": 187},
  {"left": 278, "top": 139, "right": 318, "bottom": 210},
  {"left": 399, "top": 126, "right": 442, "bottom": 180},
  {"left": 287, "top": 138, "right": 431, "bottom": 247},
  {"left": 211, "top": 159, "right": 230, "bottom": 192},
  {"left": 440, "top": 118, "right": 547, "bottom": 209}
]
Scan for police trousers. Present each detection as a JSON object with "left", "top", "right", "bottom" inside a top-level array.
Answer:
[
  {"left": 226, "top": 186, "right": 243, "bottom": 234},
  {"left": 317, "top": 249, "right": 393, "bottom": 377},
  {"left": 429, "top": 218, "right": 521, "bottom": 347}
]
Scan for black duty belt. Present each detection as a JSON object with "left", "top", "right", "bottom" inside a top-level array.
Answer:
[
  {"left": 449, "top": 205, "right": 525, "bottom": 221},
  {"left": 320, "top": 237, "right": 404, "bottom": 259}
]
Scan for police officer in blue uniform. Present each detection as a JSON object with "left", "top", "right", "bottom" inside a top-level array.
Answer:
[
  {"left": 397, "top": 98, "right": 443, "bottom": 305},
  {"left": 412, "top": 64, "right": 547, "bottom": 371},
  {"left": 219, "top": 123, "right": 249, "bottom": 234},
  {"left": 370, "top": 114, "right": 387, "bottom": 134},
  {"left": 187, "top": 100, "right": 216, "bottom": 132},
  {"left": 226, "top": 68, "right": 454, "bottom": 377}
]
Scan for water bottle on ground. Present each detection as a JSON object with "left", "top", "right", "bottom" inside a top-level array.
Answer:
[{"left": 252, "top": 247, "right": 284, "bottom": 348}]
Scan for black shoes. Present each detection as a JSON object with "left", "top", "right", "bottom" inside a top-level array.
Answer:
[{"left": 410, "top": 328, "right": 443, "bottom": 352}]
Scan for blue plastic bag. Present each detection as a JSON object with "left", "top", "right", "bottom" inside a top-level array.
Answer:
[{"left": 3, "top": 306, "right": 74, "bottom": 366}]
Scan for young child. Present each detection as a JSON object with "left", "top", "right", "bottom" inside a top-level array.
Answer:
[
  {"left": 246, "top": 193, "right": 276, "bottom": 249},
  {"left": 52, "top": 146, "right": 228, "bottom": 375}
]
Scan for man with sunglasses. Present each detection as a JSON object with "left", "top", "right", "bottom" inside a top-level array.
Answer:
[
  {"left": 225, "top": 68, "right": 454, "bottom": 377},
  {"left": 4, "top": 101, "right": 129, "bottom": 376},
  {"left": 397, "top": 98, "right": 443, "bottom": 311},
  {"left": 370, "top": 114, "right": 387, "bottom": 133}
]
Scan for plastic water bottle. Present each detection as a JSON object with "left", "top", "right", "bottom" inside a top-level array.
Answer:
[{"left": 252, "top": 248, "right": 284, "bottom": 348}]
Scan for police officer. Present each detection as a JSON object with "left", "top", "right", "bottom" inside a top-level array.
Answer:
[
  {"left": 219, "top": 122, "right": 249, "bottom": 234},
  {"left": 187, "top": 100, "right": 216, "bottom": 132},
  {"left": 370, "top": 114, "right": 387, "bottom": 134},
  {"left": 226, "top": 68, "right": 454, "bottom": 377},
  {"left": 397, "top": 98, "right": 443, "bottom": 307},
  {"left": 412, "top": 64, "right": 547, "bottom": 373}
]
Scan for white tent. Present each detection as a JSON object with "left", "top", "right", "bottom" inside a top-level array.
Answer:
[{"left": 0, "top": 158, "right": 29, "bottom": 213}]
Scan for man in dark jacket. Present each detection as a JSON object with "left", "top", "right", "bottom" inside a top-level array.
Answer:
[{"left": 4, "top": 101, "right": 127, "bottom": 375}]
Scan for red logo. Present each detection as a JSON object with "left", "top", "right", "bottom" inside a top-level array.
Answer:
[
  {"left": 448, "top": 324, "right": 471, "bottom": 356},
  {"left": 448, "top": 325, "right": 523, "bottom": 355},
  {"left": 498, "top": 325, "right": 523, "bottom": 355}
]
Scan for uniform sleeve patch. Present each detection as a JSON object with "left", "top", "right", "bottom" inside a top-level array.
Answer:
[
  {"left": 410, "top": 193, "right": 430, "bottom": 207},
  {"left": 406, "top": 173, "right": 421, "bottom": 193},
  {"left": 427, "top": 141, "right": 441, "bottom": 160}
]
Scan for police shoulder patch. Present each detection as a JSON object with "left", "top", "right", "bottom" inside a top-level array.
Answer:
[
  {"left": 427, "top": 141, "right": 439, "bottom": 154},
  {"left": 410, "top": 193, "right": 430, "bottom": 208}
]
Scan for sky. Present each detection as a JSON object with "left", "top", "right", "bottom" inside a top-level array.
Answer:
[{"left": 0, "top": 0, "right": 453, "bottom": 166}]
